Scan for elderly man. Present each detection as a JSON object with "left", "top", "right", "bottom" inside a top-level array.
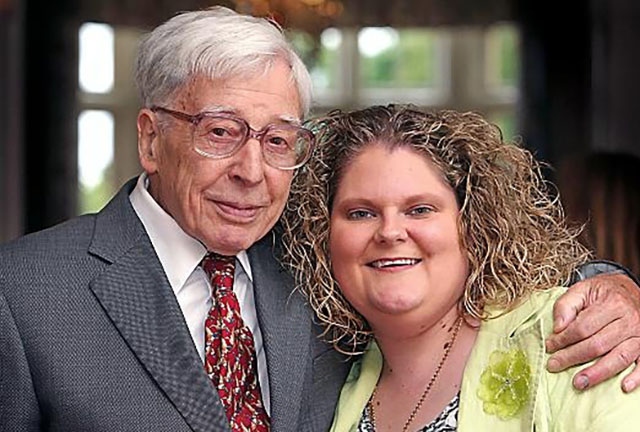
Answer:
[{"left": 1, "top": 6, "right": 639, "bottom": 432}]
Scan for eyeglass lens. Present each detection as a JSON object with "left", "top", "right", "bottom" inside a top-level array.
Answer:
[{"left": 194, "top": 115, "right": 311, "bottom": 168}]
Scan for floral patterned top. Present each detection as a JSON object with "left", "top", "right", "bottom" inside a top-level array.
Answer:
[{"left": 357, "top": 393, "right": 459, "bottom": 432}]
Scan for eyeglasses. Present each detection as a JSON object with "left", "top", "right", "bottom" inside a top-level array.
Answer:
[{"left": 151, "top": 106, "right": 315, "bottom": 170}]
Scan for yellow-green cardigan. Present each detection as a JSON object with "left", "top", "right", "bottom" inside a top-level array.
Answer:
[{"left": 331, "top": 287, "right": 640, "bottom": 432}]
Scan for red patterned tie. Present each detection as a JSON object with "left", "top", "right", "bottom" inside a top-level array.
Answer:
[{"left": 201, "top": 252, "right": 270, "bottom": 431}]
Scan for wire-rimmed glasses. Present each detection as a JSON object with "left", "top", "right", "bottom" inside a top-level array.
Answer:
[{"left": 151, "top": 106, "right": 315, "bottom": 170}]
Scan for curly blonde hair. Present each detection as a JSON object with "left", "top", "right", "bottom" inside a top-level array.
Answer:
[{"left": 280, "top": 104, "right": 591, "bottom": 355}]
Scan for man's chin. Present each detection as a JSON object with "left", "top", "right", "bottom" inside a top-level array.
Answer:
[{"left": 201, "top": 227, "right": 268, "bottom": 255}]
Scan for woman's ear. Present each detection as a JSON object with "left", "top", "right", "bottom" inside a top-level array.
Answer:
[{"left": 137, "top": 108, "right": 160, "bottom": 174}]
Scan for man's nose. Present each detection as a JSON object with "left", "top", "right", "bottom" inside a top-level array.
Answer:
[{"left": 228, "top": 137, "right": 266, "bottom": 185}]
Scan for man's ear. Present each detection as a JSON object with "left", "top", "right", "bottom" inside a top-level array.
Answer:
[{"left": 137, "top": 109, "right": 160, "bottom": 174}]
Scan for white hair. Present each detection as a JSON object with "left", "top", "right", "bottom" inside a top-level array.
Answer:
[{"left": 135, "top": 6, "right": 313, "bottom": 115}]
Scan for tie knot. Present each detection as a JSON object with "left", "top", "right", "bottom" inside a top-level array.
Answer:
[{"left": 201, "top": 252, "right": 236, "bottom": 291}]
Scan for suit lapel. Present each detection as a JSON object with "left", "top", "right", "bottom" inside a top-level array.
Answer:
[
  {"left": 87, "top": 181, "right": 230, "bottom": 432},
  {"left": 248, "top": 232, "right": 312, "bottom": 431}
]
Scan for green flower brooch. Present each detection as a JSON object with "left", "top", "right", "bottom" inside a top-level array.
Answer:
[{"left": 477, "top": 348, "right": 531, "bottom": 419}]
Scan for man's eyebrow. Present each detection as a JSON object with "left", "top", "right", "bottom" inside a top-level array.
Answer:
[{"left": 280, "top": 115, "right": 302, "bottom": 126}]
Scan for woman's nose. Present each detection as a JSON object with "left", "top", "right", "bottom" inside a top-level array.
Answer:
[{"left": 373, "top": 214, "right": 408, "bottom": 244}]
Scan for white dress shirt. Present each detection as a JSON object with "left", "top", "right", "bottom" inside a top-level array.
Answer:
[{"left": 129, "top": 174, "right": 271, "bottom": 414}]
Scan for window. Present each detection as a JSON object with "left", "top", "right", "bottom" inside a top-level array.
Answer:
[
  {"left": 484, "top": 23, "right": 520, "bottom": 141},
  {"left": 358, "top": 27, "right": 438, "bottom": 89},
  {"left": 485, "top": 23, "right": 520, "bottom": 89},
  {"left": 77, "top": 23, "right": 142, "bottom": 214},
  {"left": 76, "top": 22, "right": 522, "bottom": 214},
  {"left": 77, "top": 110, "right": 115, "bottom": 213},
  {"left": 79, "top": 23, "right": 114, "bottom": 93},
  {"left": 78, "top": 23, "right": 115, "bottom": 214},
  {"left": 290, "top": 23, "right": 521, "bottom": 140}
]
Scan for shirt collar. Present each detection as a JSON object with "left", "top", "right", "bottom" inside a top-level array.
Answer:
[{"left": 236, "top": 250, "right": 253, "bottom": 282}]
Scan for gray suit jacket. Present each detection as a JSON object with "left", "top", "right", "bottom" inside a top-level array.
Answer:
[{"left": 0, "top": 179, "right": 351, "bottom": 431}]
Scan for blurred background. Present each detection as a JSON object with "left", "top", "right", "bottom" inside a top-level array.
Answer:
[{"left": 1, "top": 0, "right": 639, "bottom": 258}]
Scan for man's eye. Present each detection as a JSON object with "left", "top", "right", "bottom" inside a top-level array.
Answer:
[
  {"left": 267, "top": 135, "right": 290, "bottom": 147},
  {"left": 199, "top": 117, "right": 243, "bottom": 141},
  {"left": 211, "top": 127, "right": 232, "bottom": 137}
]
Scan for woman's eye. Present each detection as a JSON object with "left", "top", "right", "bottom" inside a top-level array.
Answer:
[
  {"left": 347, "top": 209, "right": 374, "bottom": 220},
  {"left": 408, "top": 206, "right": 433, "bottom": 216}
]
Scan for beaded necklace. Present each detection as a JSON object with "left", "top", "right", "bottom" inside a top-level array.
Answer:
[{"left": 367, "top": 316, "right": 464, "bottom": 432}]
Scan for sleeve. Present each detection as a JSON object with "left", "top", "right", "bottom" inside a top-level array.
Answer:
[
  {"left": 0, "top": 288, "right": 40, "bottom": 431},
  {"left": 569, "top": 259, "right": 640, "bottom": 287},
  {"left": 547, "top": 361, "right": 640, "bottom": 431}
]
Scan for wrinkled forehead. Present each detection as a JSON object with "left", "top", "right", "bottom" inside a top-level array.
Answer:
[{"left": 169, "top": 68, "right": 303, "bottom": 123}]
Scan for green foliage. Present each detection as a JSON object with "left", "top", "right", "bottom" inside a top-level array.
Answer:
[
  {"left": 490, "top": 112, "right": 517, "bottom": 143},
  {"left": 495, "top": 25, "right": 519, "bottom": 86},
  {"left": 316, "top": 40, "right": 339, "bottom": 89},
  {"left": 78, "top": 165, "right": 115, "bottom": 215},
  {"left": 360, "top": 29, "right": 436, "bottom": 88},
  {"left": 289, "top": 30, "right": 339, "bottom": 90}
]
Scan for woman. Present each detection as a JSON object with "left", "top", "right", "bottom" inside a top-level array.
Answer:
[{"left": 280, "top": 105, "right": 640, "bottom": 431}]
